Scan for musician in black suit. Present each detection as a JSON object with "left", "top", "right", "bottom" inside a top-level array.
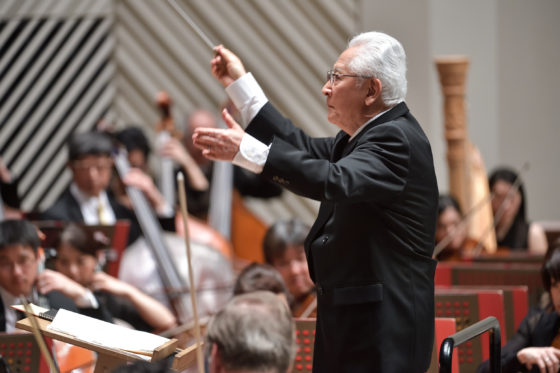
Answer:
[
  {"left": 0, "top": 219, "right": 79, "bottom": 332},
  {"left": 41, "top": 223, "right": 176, "bottom": 332},
  {"left": 40, "top": 131, "right": 175, "bottom": 244},
  {"left": 193, "top": 31, "right": 438, "bottom": 372}
]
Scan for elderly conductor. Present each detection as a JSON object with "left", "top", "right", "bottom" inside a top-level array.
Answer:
[{"left": 193, "top": 31, "right": 438, "bottom": 372}]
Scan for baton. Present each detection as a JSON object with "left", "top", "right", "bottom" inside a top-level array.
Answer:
[{"left": 167, "top": 0, "right": 215, "bottom": 50}]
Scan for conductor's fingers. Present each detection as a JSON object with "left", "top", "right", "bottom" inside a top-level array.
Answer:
[{"left": 221, "top": 108, "right": 242, "bottom": 130}]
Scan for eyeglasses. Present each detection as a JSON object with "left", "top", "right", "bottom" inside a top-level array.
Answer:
[
  {"left": 326, "top": 69, "right": 371, "bottom": 85},
  {"left": 72, "top": 159, "right": 113, "bottom": 172},
  {"left": 0, "top": 255, "right": 36, "bottom": 273}
]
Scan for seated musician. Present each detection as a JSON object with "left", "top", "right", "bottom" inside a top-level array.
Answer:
[
  {"left": 40, "top": 223, "right": 176, "bottom": 332},
  {"left": 39, "top": 131, "right": 174, "bottom": 244},
  {"left": 477, "top": 246, "right": 560, "bottom": 373},
  {"left": 233, "top": 262, "right": 293, "bottom": 307},
  {"left": 112, "top": 126, "right": 175, "bottom": 222},
  {"left": 489, "top": 167, "right": 548, "bottom": 254},
  {"left": 0, "top": 219, "right": 80, "bottom": 332},
  {"left": 435, "top": 194, "right": 478, "bottom": 261},
  {"left": 205, "top": 291, "right": 296, "bottom": 373},
  {"left": 160, "top": 108, "right": 282, "bottom": 219},
  {"left": 262, "top": 219, "right": 315, "bottom": 315}
]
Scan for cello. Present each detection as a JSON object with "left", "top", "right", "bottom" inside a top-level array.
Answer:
[{"left": 113, "top": 149, "right": 192, "bottom": 324}]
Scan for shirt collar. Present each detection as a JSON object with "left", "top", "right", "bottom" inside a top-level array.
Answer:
[
  {"left": 0, "top": 286, "right": 20, "bottom": 307},
  {"left": 70, "top": 182, "right": 109, "bottom": 207},
  {"left": 349, "top": 107, "right": 392, "bottom": 142}
]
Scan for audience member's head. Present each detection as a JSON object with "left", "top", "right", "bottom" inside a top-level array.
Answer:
[
  {"left": 0, "top": 219, "right": 41, "bottom": 296},
  {"left": 233, "top": 262, "right": 293, "bottom": 306},
  {"left": 115, "top": 126, "right": 151, "bottom": 170},
  {"left": 67, "top": 131, "right": 114, "bottom": 197},
  {"left": 435, "top": 194, "right": 468, "bottom": 260},
  {"left": 205, "top": 291, "right": 296, "bottom": 373},
  {"left": 489, "top": 167, "right": 527, "bottom": 230},
  {"left": 263, "top": 219, "right": 313, "bottom": 301}
]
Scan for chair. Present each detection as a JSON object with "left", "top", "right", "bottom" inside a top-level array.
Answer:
[
  {"left": 435, "top": 289, "right": 505, "bottom": 373},
  {"left": 427, "top": 318, "right": 459, "bottom": 373},
  {"left": 439, "top": 317, "right": 501, "bottom": 373},
  {"left": 293, "top": 318, "right": 316, "bottom": 373},
  {"left": 436, "top": 262, "right": 543, "bottom": 306},
  {"left": 440, "top": 285, "right": 528, "bottom": 340}
]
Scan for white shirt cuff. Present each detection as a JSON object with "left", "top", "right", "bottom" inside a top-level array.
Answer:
[
  {"left": 75, "top": 289, "right": 99, "bottom": 309},
  {"left": 156, "top": 202, "right": 175, "bottom": 217},
  {"left": 232, "top": 133, "right": 270, "bottom": 174},
  {"left": 225, "top": 72, "right": 268, "bottom": 127}
]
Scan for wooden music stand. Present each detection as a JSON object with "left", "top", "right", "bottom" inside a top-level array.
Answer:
[{"left": 16, "top": 317, "right": 195, "bottom": 372}]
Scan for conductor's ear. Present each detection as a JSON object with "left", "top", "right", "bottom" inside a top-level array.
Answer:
[{"left": 365, "top": 78, "right": 382, "bottom": 106}]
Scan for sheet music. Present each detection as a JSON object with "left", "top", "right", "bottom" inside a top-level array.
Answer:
[{"left": 47, "top": 309, "right": 169, "bottom": 360}]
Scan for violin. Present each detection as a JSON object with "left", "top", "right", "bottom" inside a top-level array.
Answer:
[{"left": 292, "top": 291, "right": 317, "bottom": 318}]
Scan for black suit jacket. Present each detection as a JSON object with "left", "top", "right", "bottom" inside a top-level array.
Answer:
[
  {"left": 248, "top": 102, "right": 438, "bottom": 372},
  {"left": 0, "top": 290, "right": 79, "bottom": 332},
  {"left": 39, "top": 188, "right": 142, "bottom": 244}
]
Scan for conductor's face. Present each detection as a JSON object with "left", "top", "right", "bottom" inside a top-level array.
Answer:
[{"left": 322, "top": 46, "right": 372, "bottom": 135}]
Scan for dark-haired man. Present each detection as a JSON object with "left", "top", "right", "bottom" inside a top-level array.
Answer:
[{"left": 0, "top": 219, "right": 78, "bottom": 332}]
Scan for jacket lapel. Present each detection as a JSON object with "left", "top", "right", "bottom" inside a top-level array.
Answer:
[{"left": 341, "top": 102, "right": 410, "bottom": 157}]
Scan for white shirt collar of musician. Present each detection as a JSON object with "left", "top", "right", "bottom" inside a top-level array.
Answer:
[{"left": 70, "top": 183, "right": 116, "bottom": 225}]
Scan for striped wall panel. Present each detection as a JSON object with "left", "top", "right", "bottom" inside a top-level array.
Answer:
[
  {"left": 0, "top": 0, "right": 114, "bottom": 212},
  {"left": 112, "top": 0, "right": 359, "bottom": 226},
  {"left": 1, "top": 0, "right": 359, "bottom": 226}
]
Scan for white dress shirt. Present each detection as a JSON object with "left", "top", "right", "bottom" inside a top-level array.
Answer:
[{"left": 70, "top": 183, "right": 116, "bottom": 225}]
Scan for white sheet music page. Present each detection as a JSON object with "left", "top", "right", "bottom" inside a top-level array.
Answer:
[{"left": 47, "top": 308, "right": 169, "bottom": 360}]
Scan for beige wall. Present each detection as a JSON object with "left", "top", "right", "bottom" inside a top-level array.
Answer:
[
  {"left": 2, "top": 0, "right": 558, "bottom": 221},
  {"left": 361, "top": 0, "right": 560, "bottom": 221}
]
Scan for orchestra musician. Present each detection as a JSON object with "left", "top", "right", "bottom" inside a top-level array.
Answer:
[
  {"left": 161, "top": 108, "right": 283, "bottom": 220},
  {"left": 39, "top": 131, "right": 140, "bottom": 242},
  {"left": 39, "top": 131, "right": 175, "bottom": 244},
  {"left": 435, "top": 194, "right": 480, "bottom": 261},
  {"left": 232, "top": 262, "right": 293, "bottom": 307},
  {"left": 41, "top": 223, "right": 177, "bottom": 332},
  {"left": 489, "top": 167, "right": 548, "bottom": 254},
  {"left": 108, "top": 125, "right": 234, "bottom": 324},
  {"left": 0, "top": 219, "right": 80, "bottom": 332},
  {"left": 193, "top": 31, "right": 439, "bottom": 372},
  {"left": 262, "top": 219, "right": 315, "bottom": 315},
  {"left": 477, "top": 246, "right": 560, "bottom": 373}
]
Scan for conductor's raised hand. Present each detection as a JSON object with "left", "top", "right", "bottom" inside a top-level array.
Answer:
[
  {"left": 211, "top": 45, "right": 246, "bottom": 87},
  {"left": 192, "top": 108, "right": 243, "bottom": 161}
]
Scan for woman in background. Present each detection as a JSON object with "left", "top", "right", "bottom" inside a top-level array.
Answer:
[{"left": 489, "top": 167, "right": 547, "bottom": 254}]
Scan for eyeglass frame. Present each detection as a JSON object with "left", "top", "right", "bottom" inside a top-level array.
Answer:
[
  {"left": 71, "top": 158, "right": 113, "bottom": 172},
  {"left": 326, "top": 69, "right": 372, "bottom": 86}
]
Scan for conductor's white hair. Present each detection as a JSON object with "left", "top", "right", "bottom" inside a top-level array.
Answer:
[{"left": 347, "top": 31, "right": 407, "bottom": 106}]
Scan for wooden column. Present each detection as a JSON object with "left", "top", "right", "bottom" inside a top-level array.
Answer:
[{"left": 435, "top": 56, "right": 470, "bottom": 212}]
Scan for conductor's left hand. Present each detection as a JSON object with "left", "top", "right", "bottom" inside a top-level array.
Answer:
[{"left": 192, "top": 108, "right": 244, "bottom": 161}]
